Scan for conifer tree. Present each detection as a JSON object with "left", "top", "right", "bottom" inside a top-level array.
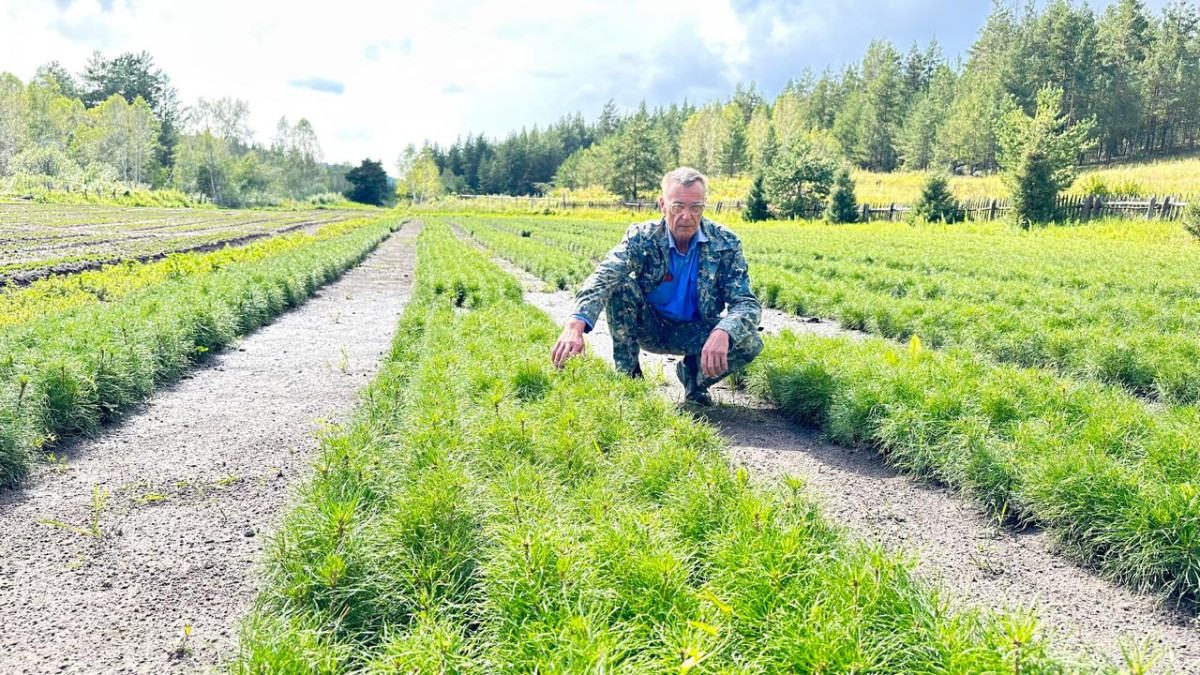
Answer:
[
  {"left": 764, "top": 134, "right": 837, "bottom": 219},
  {"left": 756, "top": 124, "right": 779, "bottom": 174},
  {"left": 742, "top": 172, "right": 769, "bottom": 222},
  {"left": 998, "top": 87, "right": 1095, "bottom": 226},
  {"left": 910, "top": 173, "right": 963, "bottom": 223},
  {"left": 719, "top": 104, "right": 748, "bottom": 176},
  {"left": 608, "top": 103, "right": 661, "bottom": 201},
  {"left": 825, "top": 166, "right": 859, "bottom": 223}
]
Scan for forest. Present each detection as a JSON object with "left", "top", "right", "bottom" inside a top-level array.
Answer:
[
  {"left": 0, "top": 51, "right": 354, "bottom": 207},
  {"left": 408, "top": 0, "right": 1200, "bottom": 200}
]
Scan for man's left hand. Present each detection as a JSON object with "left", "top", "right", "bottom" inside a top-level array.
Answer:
[{"left": 701, "top": 329, "right": 730, "bottom": 379}]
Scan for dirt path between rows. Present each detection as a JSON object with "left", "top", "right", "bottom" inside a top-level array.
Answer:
[
  {"left": 0, "top": 224, "right": 419, "bottom": 674},
  {"left": 464, "top": 232, "right": 1200, "bottom": 673}
]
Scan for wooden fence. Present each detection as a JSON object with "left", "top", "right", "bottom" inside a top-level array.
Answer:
[
  {"left": 452, "top": 193, "right": 1191, "bottom": 222},
  {"left": 452, "top": 194, "right": 746, "bottom": 213},
  {"left": 855, "top": 195, "right": 1191, "bottom": 222}
]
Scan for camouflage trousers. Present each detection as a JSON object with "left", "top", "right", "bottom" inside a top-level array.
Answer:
[{"left": 605, "top": 277, "right": 764, "bottom": 387}]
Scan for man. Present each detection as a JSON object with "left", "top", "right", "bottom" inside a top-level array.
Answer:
[{"left": 551, "top": 167, "right": 763, "bottom": 405}]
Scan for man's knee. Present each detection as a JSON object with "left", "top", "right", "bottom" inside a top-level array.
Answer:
[
  {"left": 605, "top": 277, "right": 643, "bottom": 325},
  {"left": 731, "top": 329, "right": 764, "bottom": 365}
]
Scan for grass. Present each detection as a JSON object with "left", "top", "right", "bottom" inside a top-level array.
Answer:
[
  {"left": 6, "top": 186, "right": 213, "bottom": 209},
  {"left": 851, "top": 169, "right": 1004, "bottom": 204},
  {"left": 747, "top": 331, "right": 1200, "bottom": 606},
  {"left": 40, "top": 483, "right": 109, "bottom": 539},
  {"left": 450, "top": 213, "right": 1200, "bottom": 404},
  {"left": 851, "top": 158, "right": 1200, "bottom": 205},
  {"left": 0, "top": 216, "right": 378, "bottom": 330},
  {"left": 740, "top": 219, "right": 1200, "bottom": 403},
  {"left": 453, "top": 209, "right": 1200, "bottom": 607},
  {"left": 0, "top": 203, "right": 359, "bottom": 278},
  {"left": 232, "top": 220, "right": 1095, "bottom": 672},
  {"left": 0, "top": 215, "right": 401, "bottom": 487},
  {"left": 536, "top": 154, "right": 1200, "bottom": 207}
]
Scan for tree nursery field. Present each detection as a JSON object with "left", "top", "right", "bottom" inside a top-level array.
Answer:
[
  {"left": 3, "top": 205, "right": 1199, "bottom": 672},
  {"left": 230, "top": 221, "right": 1091, "bottom": 672},
  {"left": 0, "top": 202, "right": 363, "bottom": 282},
  {"left": 453, "top": 212, "right": 1200, "bottom": 613},
  {"left": 0, "top": 206, "right": 398, "bottom": 486}
]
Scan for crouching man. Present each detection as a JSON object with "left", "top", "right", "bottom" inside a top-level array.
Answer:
[{"left": 551, "top": 167, "right": 763, "bottom": 405}]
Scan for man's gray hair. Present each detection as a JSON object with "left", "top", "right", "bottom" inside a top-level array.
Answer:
[{"left": 661, "top": 167, "right": 708, "bottom": 196}]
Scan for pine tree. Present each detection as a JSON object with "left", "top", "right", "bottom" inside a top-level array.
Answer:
[
  {"left": 910, "top": 173, "right": 963, "bottom": 223},
  {"left": 608, "top": 103, "right": 661, "bottom": 201},
  {"left": 998, "top": 87, "right": 1095, "bottom": 226},
  {"left": 756, "top": 123, "right": 779, "bottom": 174},
  {"left": 1008, "top": 148, "right": 1063, "bottom": 226},
  {"left": 742, "top": 172, "right": 769, "bottom": 222},
  {"left": 824, "top": 166, "right": 859, "bottom": 223},
  {"left": 597, "top": 99, "right": 620, "bottom": 138},
  {"left": 719, "top": 104, "right": 749, "bottom": 176},
  {"left": 855, "top": 40, "right": 904, "bottom": 171},
  {"left": 344, "top": 158, "right": 389, "bottom": 206},
  {"left": 764, "top": 134, "right": 837, "bottom": 219}
]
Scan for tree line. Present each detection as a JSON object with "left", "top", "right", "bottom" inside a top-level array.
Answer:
[
  {"left": 405, "top": 0, "right": 1199, "bottom": 202},
  {"left": 0, "top": 51, "right": 351, "bottom": 207}
]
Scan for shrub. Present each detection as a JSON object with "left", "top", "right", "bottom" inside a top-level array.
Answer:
[
  {"left": 1184, "top": 198, "right": 1200, "bottom": 240},
  {"left": 1077, "top": 175, "right": 1147, "bottom": 198},
  {"left": 1076, "top": 174, "right": 1110, "bottom": 197}
]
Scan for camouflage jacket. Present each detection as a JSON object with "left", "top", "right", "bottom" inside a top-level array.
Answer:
[{"left": 571, "top": 216, "right": 761, "bottom": 346}]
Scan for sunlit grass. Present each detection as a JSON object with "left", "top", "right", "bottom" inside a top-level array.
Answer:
[
  {"left": 0, "top": 216, "right": 398, "bottom": 487},
  {"left": 233, "top": 221, "right": 1090, "bottom": 672},
  {"left": 537, "top": 155, "right": 1200, "bottom": 207},
  {"left": 459, "top": 210, "right": 1200, "bottom": 606}
]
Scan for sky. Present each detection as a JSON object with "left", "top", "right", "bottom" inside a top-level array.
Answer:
[{"left": 0, "top": 0, "right": 1173, "bottom": 169}]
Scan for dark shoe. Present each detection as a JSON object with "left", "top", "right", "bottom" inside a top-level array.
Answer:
[
  {"left": 675, "top": 355, "right": 712, "bottom": 406},
  {"left": 625, "top": 362, "right": 644, "bottom": 379}
]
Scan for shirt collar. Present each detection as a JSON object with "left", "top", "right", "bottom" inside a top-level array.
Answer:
[{"left": 664, "top": 218, "right": 709, "bottom": 253}]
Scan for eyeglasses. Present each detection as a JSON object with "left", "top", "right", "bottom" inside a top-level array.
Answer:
[{"left": 668, "top": 202, "right": 706, "bottom": 216}]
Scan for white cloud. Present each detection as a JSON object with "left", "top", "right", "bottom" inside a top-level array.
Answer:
[
  {"left": 0, "top": 0, "right": 1152, "bottom": 169},
  {"left": 0, "top": 0, "right": 773, "bottom": 166}
]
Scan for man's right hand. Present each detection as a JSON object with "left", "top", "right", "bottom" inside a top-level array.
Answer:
[{"left": 551, "top": 318, "right": 589, "bottom": 369}]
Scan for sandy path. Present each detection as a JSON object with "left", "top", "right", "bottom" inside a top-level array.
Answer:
[
  {"left": 0, "top": 224, "right": 419, "bottom": 674},
  {"left": 464, "top": 231, "right": 1200, "bottom": 673}
]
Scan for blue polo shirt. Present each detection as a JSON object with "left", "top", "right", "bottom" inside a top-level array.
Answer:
[
  {"left": 647, "top": 225, "right": 707, "bottom": 321},
  {"left": 573, "top": 224, "right": 708, "bottom": 328}
]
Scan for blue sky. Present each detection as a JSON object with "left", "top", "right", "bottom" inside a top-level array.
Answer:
[{"left": 0, "top": 0, "right": 1173, "bottom": 167}]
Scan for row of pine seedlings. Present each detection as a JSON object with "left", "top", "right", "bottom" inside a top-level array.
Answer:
[
  {"left": 453, "top": 214, "right": 1200, "bottom": 610},
  {"left": 231, "top": 221, "right": 1085, "bottom": 673},
  {"left": 0, "top": 216, "right": 398, "bottom": 487}
]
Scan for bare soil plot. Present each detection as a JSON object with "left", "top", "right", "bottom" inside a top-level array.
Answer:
[
  {"left": 479, "top": 241, "right": 1200, "bottom": 673},
  {"left": 0, "top": 225, "right": 416, "bottom": 674},
  {"left": 0, "top": 203, "right": 365, "bottom": 285}
]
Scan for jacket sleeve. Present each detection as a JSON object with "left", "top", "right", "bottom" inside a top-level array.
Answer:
[
  {"left": 569, "top": 226, "right": 642, "bottom": 331},
  {"left": 714, "top": 243, "right": 761, "bottom": 345}
]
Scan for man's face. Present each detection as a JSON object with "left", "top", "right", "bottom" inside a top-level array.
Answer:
[{"left": 659, "top": 181, "right": 707, "bottom": 244}]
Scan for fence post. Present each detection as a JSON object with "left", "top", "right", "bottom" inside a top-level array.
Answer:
[
  {"left": 860, "top": 203, "right": 870, "bottom": 222},
  {"left": 1146, "top": 196, "right": 1157, "bottom": 220},
  {"left": 1161, "top": 196, "right": 1171, "bottom": 219},
  {"left": 988, "top": 199, "right": 997, "bottom": 221},
  {"left": 888, "top": 203, "right": 895, "bottom": 221}
]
